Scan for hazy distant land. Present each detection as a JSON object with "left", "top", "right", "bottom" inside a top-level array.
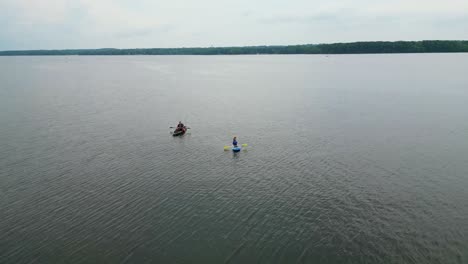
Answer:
[{"left": 1, "top": 40, "right": 467, "bottom": 56}]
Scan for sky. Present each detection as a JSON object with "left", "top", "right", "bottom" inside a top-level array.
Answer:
[{"left": 1, "top": 0, "right": 467, "bottom": 50}]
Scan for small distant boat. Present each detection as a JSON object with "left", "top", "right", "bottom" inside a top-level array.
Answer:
[
  {"left": 172, "top": 127, "right": 187, "bottom": 137},
  {"left": 232, "top": 146, "right": 241, "bottom": 152},
  {"left": 224, "top": 143, "right": 247, "bottom": 152}
]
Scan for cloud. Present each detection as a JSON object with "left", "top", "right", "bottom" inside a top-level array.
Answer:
[
  {"left": 0, "top": 0, "right": 467, "bottom": 49},
  {"left": 0, "top": 0, "right": 171, "bottom": 49},
  {"left": 0, "top": 0, "right": 72, "bottom": 26},
  {"left": 0, "top": 0, "right": 163, "bottom": 33},
  {"left": 112, "top": 24, "right": 175, "bottom": 39},
  {"left": 78, "top": 0, "right": 161, "bottom": 35},
  {"left": 259, "top": 9, "right": 356, "bottom": 25}
]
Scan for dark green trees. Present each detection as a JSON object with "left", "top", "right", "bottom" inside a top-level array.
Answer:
[{"left": 1, "top": 41, "right": 467, "bottom": 56}]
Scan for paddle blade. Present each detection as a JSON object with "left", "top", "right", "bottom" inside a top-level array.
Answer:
[
  {"left": 241, "top": 144, "right": 248, "bottom": 147},
  {"left": 224, "top": 146, "right": 230, "bottom": 151}
]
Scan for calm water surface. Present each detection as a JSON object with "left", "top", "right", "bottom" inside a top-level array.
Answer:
[{"left": 1, "top": 54, "right": 468, "bottom": 263}]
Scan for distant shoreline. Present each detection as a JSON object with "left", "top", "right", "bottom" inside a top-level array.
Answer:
[{"left": 1, "top": 40, "right": 468, "bottom": 56}]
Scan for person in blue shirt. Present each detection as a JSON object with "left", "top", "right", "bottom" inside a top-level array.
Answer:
[{"left": 232, "top": 137, "right": 238, "bottom": 147}]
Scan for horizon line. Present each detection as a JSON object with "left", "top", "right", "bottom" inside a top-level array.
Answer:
[{"left": 2, "top": 39, "right": 468, "bottom": 52}]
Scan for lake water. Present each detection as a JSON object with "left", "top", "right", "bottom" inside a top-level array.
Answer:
[{"left": 1, "top": 54, "right": 467, "bottom": 263}]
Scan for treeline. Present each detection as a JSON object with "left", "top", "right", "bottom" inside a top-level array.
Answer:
[{"left": 1, "top": 41, "right": 468, "bottom": 56}]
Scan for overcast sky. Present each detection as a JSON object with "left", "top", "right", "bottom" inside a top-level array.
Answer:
[{"left": 1, "top": 0, "right": 467, "bottom": 50}]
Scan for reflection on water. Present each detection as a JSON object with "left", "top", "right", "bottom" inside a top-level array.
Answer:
[{"left": 1, "top": 54, "right": 468, "bottom": 263}]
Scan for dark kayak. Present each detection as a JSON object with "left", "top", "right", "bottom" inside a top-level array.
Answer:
[{"left": 172, "top": 127, "right": 187, "bottom": 136}]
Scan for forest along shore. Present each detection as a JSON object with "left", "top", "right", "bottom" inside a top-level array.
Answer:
[{"left": 1, "top": 40, "right": 468, "bottom": 56}]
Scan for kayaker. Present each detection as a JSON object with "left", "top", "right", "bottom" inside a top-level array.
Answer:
[
  {"left": 176, "top": 121, "right": 184, "bottom": 130},
  {"left": 232, "top": 137, "right": 238, "bottom": 147}
]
